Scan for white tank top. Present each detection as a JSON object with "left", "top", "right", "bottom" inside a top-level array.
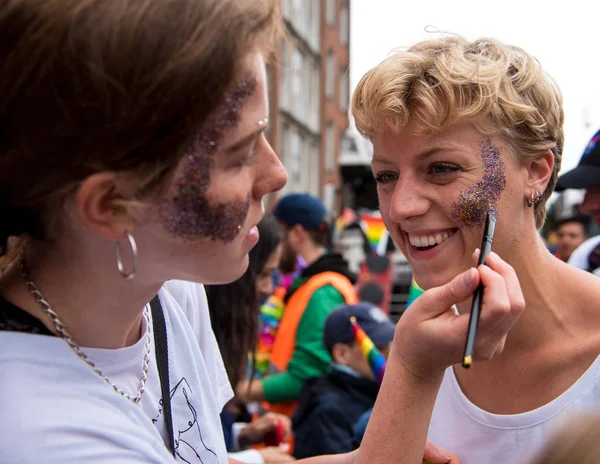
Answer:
[{"left": 428, "top": 354, "right": 600, "bottom": 464}]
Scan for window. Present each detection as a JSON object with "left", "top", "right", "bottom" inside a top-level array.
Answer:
[
  {"left": 309, "top": 1, "right": 321, "bottom": 49},
  {"left": 311, "top": 139, "right": 321, "bottom": 196},
  {"left": 326, "top": 0, "right": 336, "bottom": 25},
  {"left": 342, "top": 134, "right": 358, "bottom": 153},
  {"left": 339, "top": 2, "right": 349, "bottom": 45},
  {"left": 339, "top": 66, "right": 349, "bottom": 111},
  {"left": 310, "top": 61, "right": 320, "bottom": 127},
  {"left": 292, "top": 0, "right": 302, "bottom": 18},
  {"left": 280, "top": 43, "right": 289, "bottom": 108},
  {"left": 291, "top": 130, "right": 302, "bottom": 184},
  {"left": 325, "top": 122, "right": 335, "bottom": 171},
  {"left": 326, "top": 49, "right": 335, "bottom": 99},
  {"left": 339, "top": 130, "right": 347, "bottom": 162},
  {"left": 324, "top": 183, "right": 336, "bottom": 213},
  {"left": 292, "top": 48, "right": 304, "bottom": 97}
]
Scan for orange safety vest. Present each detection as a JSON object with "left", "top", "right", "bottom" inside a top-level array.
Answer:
[{"left": 265, "top": 271, "right": 358, "bottom": 417}]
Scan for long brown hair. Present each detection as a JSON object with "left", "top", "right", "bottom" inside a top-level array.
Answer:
[
  {"left": 205, "top": 214, "right": 281, "bottom": 388},
  {"left": 0, "top": 0, "right": 281, "bottom": 262}
]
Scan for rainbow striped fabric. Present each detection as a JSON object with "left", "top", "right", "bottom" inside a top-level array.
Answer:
[
  {"left": 350, "top": 316, "right": 386, "bottom": 385},
  {"left": 253, "top": 286, "right": 286, "bottom": 378}
]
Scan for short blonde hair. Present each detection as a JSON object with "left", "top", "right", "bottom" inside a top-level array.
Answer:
[{"left": 351, "top": 36, "right": 564, "bottom": 228}]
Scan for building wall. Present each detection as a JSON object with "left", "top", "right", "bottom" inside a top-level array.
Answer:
[
  {"left": 266, "top": 0, "right": 350, "bottom": 214},
  {"left": 271, "top": 0, "right": 321, "bottom": 201},
  {"left": 320, "top": 0, "right": 350, "bottom": 214}
]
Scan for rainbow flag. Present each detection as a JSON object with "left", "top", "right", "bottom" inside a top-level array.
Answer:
[
  {"left": 405, "top": 278, "right": 424, "bottom": 308},
  {"left": 334, "top": 208, "right": 358, "bottom": 233},
  {"left": 360, "top": 213, "right": 387, "bottom": 254},
  {"left": 350, "top": 316, "right": 386, "bottom": 385},
  {"left": 253, "top": 286, "right": 286, "bottom": 378}
]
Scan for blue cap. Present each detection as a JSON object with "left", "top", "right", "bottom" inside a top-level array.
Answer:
[
  {"left": 556, "top": 129, "right": 600, "bottom": 191},
  {"left": 323, "top": 302, "right": 396, "bottom": 350},
  {"left": 273, "top": 193, "right": 328, "bottom": 231}
]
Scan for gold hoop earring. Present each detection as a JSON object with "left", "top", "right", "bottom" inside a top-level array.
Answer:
[{"left": 115, "top": 231, "right": 137, "bottom": 280}]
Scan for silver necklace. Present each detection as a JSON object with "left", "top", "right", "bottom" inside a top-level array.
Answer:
[{"left": 20, "top": 257, "right": 152, "bottom": 404}]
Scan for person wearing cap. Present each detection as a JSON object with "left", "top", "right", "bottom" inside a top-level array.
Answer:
[
  {"left": 236, "top": 193, "right": 358, "bottom": 416},
  {"left": 291, "top": 303, "right": 394, "bottom": 459},
  {"left": 556, "top": 130, "right": 600, "bottom": 275}
]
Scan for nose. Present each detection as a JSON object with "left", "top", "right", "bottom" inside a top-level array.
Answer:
[
  {"left": 253, "top": 134, "right": 288, "bottom": 199},
  {"left": 386, "top": 174, "right": 430, "bottom": 224}
]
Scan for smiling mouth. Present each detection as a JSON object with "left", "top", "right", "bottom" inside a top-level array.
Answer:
[{"left": 407, "top": 229, "right": 456, "bottom": 251}]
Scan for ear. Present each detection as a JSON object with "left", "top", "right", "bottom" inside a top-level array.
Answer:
[
  {"left": 73, "top": 172, "right": 136, "bottom": 240},
  {"left": 525, "top": 149, "right": 555, "bottom": 194},
  {"left": 331, "top": 343, "right": 352, "bottom": 365},
  {"left": 288, "top": 224, "right": 306, "bottom": 247}
]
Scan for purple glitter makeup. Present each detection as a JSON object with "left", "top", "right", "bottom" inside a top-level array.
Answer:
[
  {"left": 160, "top": 75, "right": 257, "bottom": 242},
  {"left": 451, "top": 139, "right": 506, "bottom": 227}
]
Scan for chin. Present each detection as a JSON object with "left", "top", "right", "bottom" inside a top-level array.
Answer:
[
  {"left": 210, "top": 255, "right": 250, "bottom": 285},
  {"left": 413, "top": 275, "right": 443, "bottom": 292},
  {"left": 411, "top": 266, "right": 458, "bottom": 291},
  {"left": 177, "top": 253, "right": 250, "bottom": 286}
]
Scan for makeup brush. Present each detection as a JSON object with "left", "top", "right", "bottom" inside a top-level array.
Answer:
[{"left": 462, "top": 212, "right": 496, "bottom": 368}]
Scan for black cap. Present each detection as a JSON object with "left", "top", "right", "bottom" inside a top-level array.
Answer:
[
  {"left": 323, "top": 302, "right": 396, "bottom": 350},
  {"left": 556, "top": 130, "right": 600, "bottom": 191}
]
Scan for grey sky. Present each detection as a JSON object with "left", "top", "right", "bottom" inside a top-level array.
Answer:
[{"left": 349, "top": 0, "right": 600, "bottom": 173}]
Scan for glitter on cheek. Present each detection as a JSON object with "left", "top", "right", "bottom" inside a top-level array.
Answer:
[
  {"left": 158, "top": 75, "right": 258, "bottom": 243},
  {"left": 206, "top": 192, "right": 251, "bottom": 242},
  {"left": 451, "top": 139, "right": 506, "bottom": 227}
]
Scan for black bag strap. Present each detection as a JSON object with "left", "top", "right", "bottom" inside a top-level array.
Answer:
[{"left": 150, "top": 295, "right": 176, "bottom": 456}]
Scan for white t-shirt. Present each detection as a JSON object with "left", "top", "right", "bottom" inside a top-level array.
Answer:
[
  {"left": 568, "top": 235, "right": 600, "bottom": 276},
  {"left": 428, "top": 355, "right": 600, "bottom": 464},
  {"left": 0, "top": 281, "right": 233, "bottom": 463}
]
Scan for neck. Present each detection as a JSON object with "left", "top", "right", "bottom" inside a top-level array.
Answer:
[
  {"left": 458, "top": 233, "right": 573, "bottom": 353},
  {"left": 300, "top": 244, "right": 326, "bottom": 267},
  {"left": 1, "top": 238, "right": 162, "bottom": 349}
]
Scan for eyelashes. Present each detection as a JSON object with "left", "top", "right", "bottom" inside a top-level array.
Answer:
[
  {"left": 427, "top": 162, "right": 460, "bottom": 176},
  {"left": 374, "top": 172, "right": 397, "bottom": 185},
  {"left": 373, "top": 163, "right": 461, "bottom": 185}
]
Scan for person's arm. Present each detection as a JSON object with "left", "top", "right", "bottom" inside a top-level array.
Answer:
[
  {"left": 354, "top": 252, "right": 525, "bottom": 463},
  {"left": 235, "top": 413, "right": 291, "bottom": 450},
  {"left": 228, "top": 450, "right": 263, "bottom": 464},
  {"left": 295, "top": 451, "right": 357, "bottom": 464},
  {"left": 238, "top": 286, "right": 344, "bottom": 404}
]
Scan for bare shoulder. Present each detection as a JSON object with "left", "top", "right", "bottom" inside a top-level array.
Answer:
[
  {"left": 562, "top": 265, "right": 600, "bottom": 307},
  {"left": 557, "top": 265, "right": 600, "bottom": 349}
]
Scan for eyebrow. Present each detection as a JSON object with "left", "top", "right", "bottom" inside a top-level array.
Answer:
[
  {"left": 224, "top": 125, "right": 268, "bottom": 153},
  {"left": 372, "top": 144, "right": 463, "bottom": 165}
]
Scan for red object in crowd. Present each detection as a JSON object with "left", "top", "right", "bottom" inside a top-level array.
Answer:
[{"left": 263, "top": 420, "right": 286, "bottom": 446}]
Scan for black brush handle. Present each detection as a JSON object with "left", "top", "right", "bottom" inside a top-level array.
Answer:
[{"left": 462, "top": 214, "right": 496, "bottom": 368}]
